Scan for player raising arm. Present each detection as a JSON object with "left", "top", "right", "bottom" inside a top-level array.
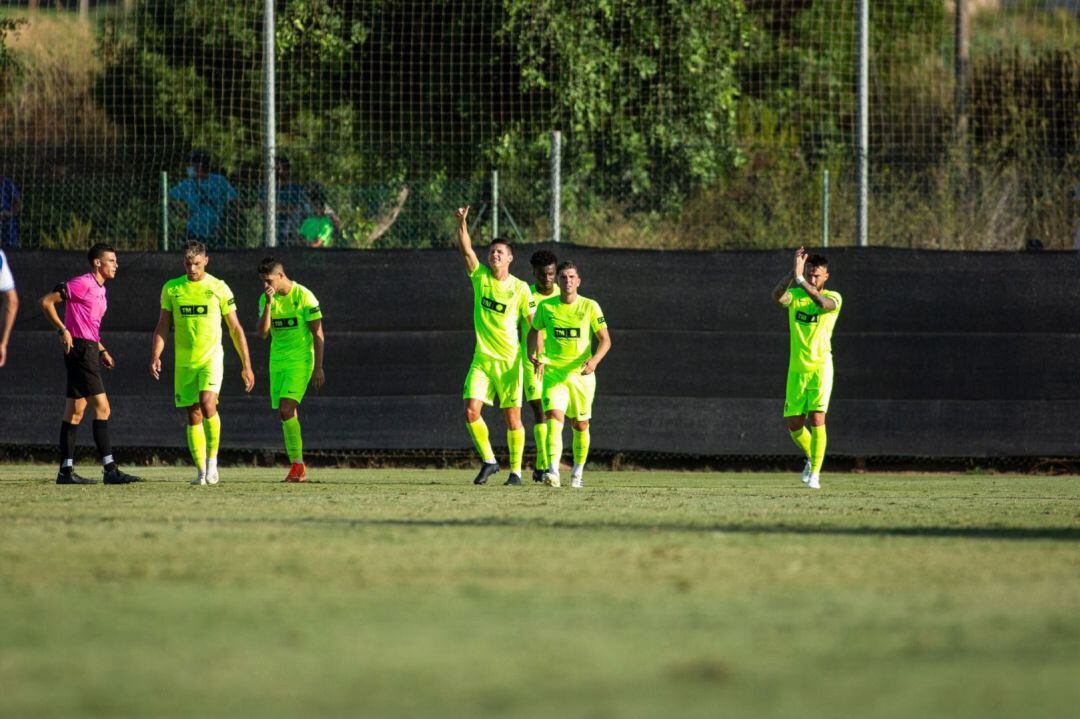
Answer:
[
  {"left": 455, "top": 205, "right": 535, "bottom": 486},
  {"left": 151, "top": 240, "right": 254, "bottom": 485},
  {"left": 256, "top": 257, "right": 325, "bottom": 483},
  {"left": 773, "top": 247, "right": 842, "bottom": 489}
]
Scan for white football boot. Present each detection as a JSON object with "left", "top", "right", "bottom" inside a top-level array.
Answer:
[
  {"left": 807, "top": 473, "right": 821, "bottom": 490},
  {"left": 801, "top": 459, "right": 812, "bottom": 485}
]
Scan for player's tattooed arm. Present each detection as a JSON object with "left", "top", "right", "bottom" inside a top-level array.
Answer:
[
  {"left": 772, "top": 273, "right": 795, "bottom": 306},
  {"left": 454, "top": 205, "right": 480, "bottom": 274},
  {"left": 150, "top": 309, "right": 171, "bottom": 380},
  {"left": 799, "top": 283, "right": 838, "bottom": 311}
]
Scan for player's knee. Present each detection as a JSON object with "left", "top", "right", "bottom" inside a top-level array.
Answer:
[
  {"left": 785, "top": 416, "right": 804, "bottom": 432},
  {"left": 278, "top": 406, "right": 296, "bottom": 422},
  {"left": 94, "top": 404, "right": 111, "bottom": 420},
  {"left": 572, "top": 419, "right": 590, "bottom": 431},
  {"left": 68, "top": 410, "right": 84, "bottom": 424},
  {"left": 199, "top": 401, "right": 216, "bottom": 418},
  {"left": 464, "top": 406, "right": 481, "bottom": 423}
]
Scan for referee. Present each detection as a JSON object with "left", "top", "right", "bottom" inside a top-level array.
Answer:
[{"left": 39, "top": 244, "right": 141, "bottom": 485}]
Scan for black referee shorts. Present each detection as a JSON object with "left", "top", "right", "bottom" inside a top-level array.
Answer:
[{"left": 65, "top": 338, "right": 106, "bottom": 399}]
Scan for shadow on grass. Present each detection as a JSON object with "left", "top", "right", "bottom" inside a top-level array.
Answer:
[
  {"left": 29, "top": 512, "right": 1078, "bottom": 541},
  {"left": 312, "top": 517, "right": 1080, "bottom": 541}
]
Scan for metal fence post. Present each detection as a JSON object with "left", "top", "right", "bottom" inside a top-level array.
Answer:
[
  {"left": 550, "top": 131, "right": 561, "bottom": 243},
  {"left": 161, "top": 171, "right": 169, "bottom": 251},
  {"left": 822, "top": 168, "right": 830, "bottom": 248},
  {"left": 492, "top": 169, "right": 499, "bottom": 240},
  {"left": 263, "top": 0, "right": 277, "bottom": 248},
  {"left": 856, "top": 0, "right": 869, "bottom": 247}
]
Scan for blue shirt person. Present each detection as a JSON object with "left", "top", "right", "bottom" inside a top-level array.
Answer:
[{"left": 169, "top": 151, "right": 238, "bottom": 245}]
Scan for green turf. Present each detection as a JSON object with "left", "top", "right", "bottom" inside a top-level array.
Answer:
[{"left": 1, "top": 467, "right": 1078, "bottom": 718}]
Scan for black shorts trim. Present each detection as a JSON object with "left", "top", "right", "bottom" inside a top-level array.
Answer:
[{"left": 64, "top": 338, "right": 106, "bottom": 399}]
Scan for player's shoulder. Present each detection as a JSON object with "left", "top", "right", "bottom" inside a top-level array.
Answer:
[
  {"left": 206, "top": 273, "right": 233, "bottom": 293},
  {"left": 824, "top": 288, "right": 843, "bottom": 305},
  {"left": 162, "top": 274, "right": 188, "bottom": 291}
]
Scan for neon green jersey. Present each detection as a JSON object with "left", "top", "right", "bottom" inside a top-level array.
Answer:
[
  {"left": 520, "top": 283, "right": 558, "bottom": 363},
  {"left": 258, "top": 282, "right": 323, "bottom": 370},
  {"left": 469, "top": 264, "right": 534, "bottom": 363},
  {"left": 160, "top": 274, "right": 236, "bottom": 367},
  {"left": 530, "top": 294, "right": 606, "bottom": 373},
  {"left": 783, "top": 287, "right": 842, "bottom": 372}
]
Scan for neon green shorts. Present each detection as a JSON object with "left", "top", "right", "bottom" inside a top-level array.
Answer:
[
  {"left": 270, "top": 364, "right": 313, "bottom": 409},
  {"left": 523, "top": 356, "right": 544, "bottom": 403},
  {"left": 174, "top": 359, "right": 223, "bottom": 408},
  {"left": 783, "top": 363, "right": 834, "bottom": 416},
  {"left": 541, "top": 370, "right": 596, "bottom": 420},
  {"left": 463, "top": 356, "right": 523, "bottom": 408}
]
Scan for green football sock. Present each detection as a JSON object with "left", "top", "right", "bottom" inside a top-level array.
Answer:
[
  {"left": 186, "top": 423, "right": 207, "bottom": 472},
  {"left": 545, "top": 418, "right": 564, "bottom": 473},
  {"left": 202, "top": 413, "right": 221, "bottom": 459},
  {"left": 533, "top": 423, "right": 548, "bottom": 471},
  {"left": 810, "top": 424, "right": 828, "bottom": 474},
  {"left": 282, "top": 416, "right": 303, "bottom": 464},
  {"left": 466, "top": 417, "right": 496, "bottom": 463},
  {"left": 507, "top": 427, "right": 525, "bottom": 474},
  {"left": 572, "top": 426, "right": 591, "bottom": 466},
  {"left": 789, "top": 426, "right": 812, "bottom": 460}
]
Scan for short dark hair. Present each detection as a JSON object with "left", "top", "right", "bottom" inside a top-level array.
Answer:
[
  {"left": 188, "top": 149, "right": 210, "bottom": 171},
  {"left": 183, "top": 240, "right": 208, "bottom": 258},
  {"left": 258, "top": 256, "right": 284, "bottom": 276},
  {"left": 87, "top": 243, "right": 114, "bottom": 264},
  {"left": 806, "top": 254, "right": 828, "bottom": 269},
  {"left": 556, "top": 260, "right": 579, "bottom": 276},
  {"left": 490, "top": 237, "right": 513, "bottom": 251},
  {"left": 530, "top": 250, "right": 557, "bottom": 269}
]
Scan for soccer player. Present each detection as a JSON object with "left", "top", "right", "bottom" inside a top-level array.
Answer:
[
  {"left": 454, "top": 205, "right": 535, "bottom": 486},
  {"left": 151, "top": 240, "right": 255, "bottom": 485},
  {"left": 256, "top": 257, "right": 325, "bottom": 482},
  {"left": 38, "top": 243, "right": 141, "bottom": 484},
  {"left": 522, "top": 249, "right": 558, "bottom": 482},
  {"left": 772, "top": 248, "right": 842, "bottom": 489},
  {"left": 527, "top": 261, "right": 611, "bottom": 488},
  {"left": 0, "top": 248, "right": 17, "bottom": 368}
]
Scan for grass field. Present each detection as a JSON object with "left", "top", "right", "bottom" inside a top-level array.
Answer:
[{"left": 1, "top": 467, "right": 1078, "bottom": 718}]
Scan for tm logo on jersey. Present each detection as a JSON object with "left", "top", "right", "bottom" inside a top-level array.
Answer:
[
  {"left": 553, "top": 327, "right": 581, "bottom": 339},
  {"left": 272, "top": 318, "right": 299, "bottom": 329},
  {"left": 179, "top": 305, "right": 209, "bottom": 316},
  {"left": 795, "top": 311, "right": 819, "bottom": 324},
  {"left": 481, "top": 297, "right": 507, "bottom": 314}
]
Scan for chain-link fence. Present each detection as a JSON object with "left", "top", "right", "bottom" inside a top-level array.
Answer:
[{"left": 0, "top": 0, "right": 1077, "bottom": 251}]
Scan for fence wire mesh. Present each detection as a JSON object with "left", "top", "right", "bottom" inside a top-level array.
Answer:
[{"left": 0, "top": 0, "right": 1077, "bottom": 251}]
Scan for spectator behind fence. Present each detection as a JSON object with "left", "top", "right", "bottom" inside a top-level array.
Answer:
[
  {"left": 261, "top": 156, "right": 310, "bottom": 246},
  {"left": 297, "top": 185, "right": 342, "bottom": 248},
  {"left": 169, "top": 150, "right": 238, "bottom": 247},
  {"left": 0, "top": 174, "right": 21, "bottom": 248}
]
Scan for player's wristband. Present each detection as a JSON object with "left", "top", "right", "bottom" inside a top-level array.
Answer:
[
  {"left": 794, "top": 275, "right": 806, "bottom": 285},
  {"left": 58, "top": 327, "right": 68, "bottom": 335}
]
